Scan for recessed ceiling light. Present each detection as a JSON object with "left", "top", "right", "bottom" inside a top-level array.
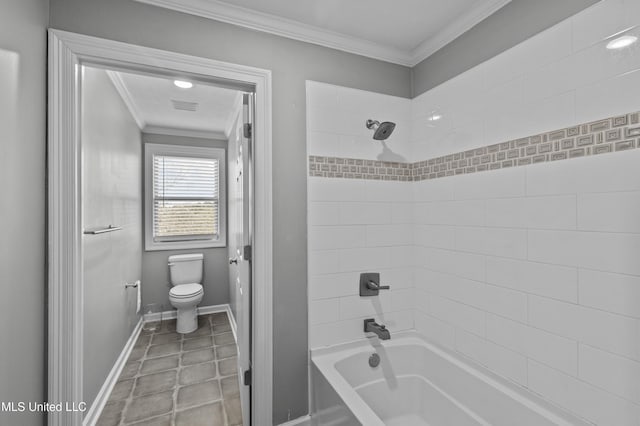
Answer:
[
  {"left": 174, "top": 80, "right": 193, "bottom": 89},
  {"left": 428, "top": 114, "right": 442, "bottom": 122},
  {"left": 606, "top": 35, "right": 638, "bottom": 50}
]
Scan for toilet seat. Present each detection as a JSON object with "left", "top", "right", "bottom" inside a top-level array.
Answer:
[{"left": 170, "top": 283, "right": 203, "bottom": 298}]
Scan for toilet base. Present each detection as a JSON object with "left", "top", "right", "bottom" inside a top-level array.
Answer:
[{"left": 176, "top": 307, "right": 198, "bottom": 334}]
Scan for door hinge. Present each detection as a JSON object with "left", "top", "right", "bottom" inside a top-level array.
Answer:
[
  {"left": 243, "top": 369, "right": 251, "bottom": 386},
  {"left": 243, "top": 123, "right": 252, "bottom": 139},
  {"left": 243, "top": 245, "right": 252, "bottom": 261}
]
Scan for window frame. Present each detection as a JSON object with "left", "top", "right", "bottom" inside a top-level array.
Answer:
[{"left": 144, "top": 143, "right": 226, "bottom": 251}]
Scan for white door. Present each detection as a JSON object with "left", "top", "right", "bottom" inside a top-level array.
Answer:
[{"left": 228, "top": 93, "right": 253, "bottom": 426}]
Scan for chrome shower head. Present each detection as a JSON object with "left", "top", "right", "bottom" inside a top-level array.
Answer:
[{"left": 366, "top": 119, "right": 396, "bottom": 140}]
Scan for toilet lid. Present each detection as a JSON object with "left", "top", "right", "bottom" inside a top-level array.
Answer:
[{"left": 170, "top": 283, "right": 203, "bottom": 298}]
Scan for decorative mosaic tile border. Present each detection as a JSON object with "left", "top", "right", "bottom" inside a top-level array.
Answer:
[
  {"left": 308, "top": 156, "right": 413, "bottom": 181},
  {"left": 308, "top": 111, "right": 640, "bottom": 182}
]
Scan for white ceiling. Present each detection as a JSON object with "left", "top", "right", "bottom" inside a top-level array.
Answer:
[
  {"left": 108, "top": 70, "right": 241, "bottom": 138},
  {"left": 135, "top": 0, "right": 512, "bottom": 65}
]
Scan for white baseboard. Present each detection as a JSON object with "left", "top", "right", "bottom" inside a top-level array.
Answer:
[
  {"left": 143, "top": 304, "right": 237, "bottom": 341},
  {"left": 277, "top": 415, "right": 312, "bottom": 426},
  {"left": 143, "top": 303, "right": 228, "bottom": 322},
  {"left": 224, "top": 305, "right": 238, "bottom": 342},
  {"left": 83, "top": 317, "right": 143, "bottom": 426},
  {"left": 198, "top": 303, "right": 230, "bottom": 317}
]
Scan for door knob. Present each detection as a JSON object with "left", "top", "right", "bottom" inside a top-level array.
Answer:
[{"left": 229, "top": 257, "right": 238, "bottom": 265}]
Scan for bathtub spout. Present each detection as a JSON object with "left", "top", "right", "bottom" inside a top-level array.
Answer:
[{"left": 364, "top": 318, "right": 390, "bottom": 340}]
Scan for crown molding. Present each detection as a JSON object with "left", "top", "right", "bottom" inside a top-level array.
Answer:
[
  {"left": 410, "top": 0, "right": 512, "bottom": 65},
  {"left": 106, "top": 70, "right": 146, "bottom": 129},
  {"left": 134, "top": 0, "right": 413, "bottom": 65},
  {"left": 143, "top": 124, "right": 228, "bottom": 140},
  {"left": 135, "top": 0, "right": 511, "bottom": 67}
]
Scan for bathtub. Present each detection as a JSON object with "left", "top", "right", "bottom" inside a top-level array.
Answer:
[{"left": 311, "top": 332, "right": 589, "bottom": 426}]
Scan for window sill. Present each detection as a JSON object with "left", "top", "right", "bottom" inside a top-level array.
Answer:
[{"left": 145, "top": 238, "right": 227, "bottom": 251}]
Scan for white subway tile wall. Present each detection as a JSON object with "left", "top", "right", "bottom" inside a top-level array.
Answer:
[
  {"left": 411, "top": 0, "right": 640, "bottom": 160},
  {"left": 308, "top": 177, "right": 415, "bottom": 349},
  {"left": 306, "top": 81, "right": 412, "bottom": 162},
  {"left": 412, "top": 149, "right": 640, "bottom": 425},
  {"left": 307, "top": 1, "right": 640, "bottom": 424},
  {"left": 306, "top": 88, "right": 416, "bottom": 344}
]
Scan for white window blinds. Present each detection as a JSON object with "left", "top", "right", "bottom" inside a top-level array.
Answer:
[{"left": 152, "top": 155, "right": 219, "bottom": 241}]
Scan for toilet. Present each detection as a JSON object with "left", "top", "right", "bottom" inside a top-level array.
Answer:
[{"left": 168, "top": 253, "right": 204, "bottom": 334}]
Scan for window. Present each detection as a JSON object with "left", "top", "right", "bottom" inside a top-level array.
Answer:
[{"left": 145, "top": 143, "right": 226, "bottom": 250}]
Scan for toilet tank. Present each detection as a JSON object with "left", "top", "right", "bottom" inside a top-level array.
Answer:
[{"left": 168, "top": 253, "right": 204, "bottom": 285}]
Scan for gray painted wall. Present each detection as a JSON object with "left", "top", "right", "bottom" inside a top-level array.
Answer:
[
  {"left": 48, "top": 1, "right": 412, "bottom": 422},
  {"left": 141, "top": 133, "right": 230, "bottom": 310},
  {"left": 411, "top": 0, "right": 599, "bottom": 96},
  {"left": 82, "top": 67, "right": 142, "bottom": 407},
  {"left": 0, "top": 0, "right": 48, "bottom": 425}
]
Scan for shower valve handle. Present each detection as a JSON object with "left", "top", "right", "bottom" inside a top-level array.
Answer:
[
  {"left": 367, "top": 281, "right": 390, "bottom": 291},
  {"left": 360, "top": 273, "right": 390, "bottom": 296}
]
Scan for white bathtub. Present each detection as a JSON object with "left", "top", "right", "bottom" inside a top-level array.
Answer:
[{"left": 311, "top": 332, "right": 590, "bottom": 426}]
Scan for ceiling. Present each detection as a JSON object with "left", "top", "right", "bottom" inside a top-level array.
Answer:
[
  {"left": 107, "top": 70, "right": 241, "bottom": 138},
  {"left": 135, "top": 0, "right": 512, "bottom": 66}
]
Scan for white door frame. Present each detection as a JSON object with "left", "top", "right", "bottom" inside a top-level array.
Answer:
[{"left": 48, "top": 29, "right": 273, "bottom": 426}]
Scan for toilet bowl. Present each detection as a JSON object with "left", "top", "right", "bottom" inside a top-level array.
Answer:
[
  {"left": 168, "top": 254, "right": 204, "bottom": 334},
  {"left": 169, "top": 283, "right": 203, "bottom": 333}
]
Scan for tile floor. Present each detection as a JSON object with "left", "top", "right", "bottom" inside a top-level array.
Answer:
[{"left": 97, "top": 312, "right": 242, "bottom": 426}]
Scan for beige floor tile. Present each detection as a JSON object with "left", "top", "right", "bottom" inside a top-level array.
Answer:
[
  {"left": 182, "top": 348, "right": 215, "bottom": 366},
  {"left": 128, "top": 414, "right": 172, "bottom": 426},
  {"left": 216, "top": 344, "right": 237, "bottom": 360},
  {"left": 134, "top": 335, "right": 151, "bottom": 348},
  {"left": 213, "top": 332, "right": 235, "bottom": 346},
  {"left": 120, "top": 361, "right": 140, "bottom": 379},
  {"left": 220, "top": 375, "right": 240, "bottom": 397},
  {"left": 151, "top": 332, "right": 180, "bottom": 345},
  {"left": 110, "top": 379, "right": 134, "bottom": 401},
  {"left": 127, "top": 347, "right": 147, "bottom": 362},
  {"left": 140, "top": 354, "right": 179, "bottom": 375},
  {"left": 183, "top": 336, "right": 213, "bottom": 351},
  {"left": 155, "top": 320, "right": 177, "bottom": 335},
  {"left": 175, "top": 402, "right": 225, "bottom": 426},
  {"left": 224, "top": 397, "right": 242, "bottom": 426},
  {"left": 133, "top": 370, "right": 177, "bottom": 396},
  {"left": 213, "top": 322, "right": 231, "bottom": 334},
  {"left": 180, "top": 362, "right": 217, "bottom": 385},
  {"left": 184, "top": 323, "right": 212, "bottom": 339},
  {"left": 211, "top": 312, "right": 229, "bottom": 325},
  {"left": 177, "top": 379, "right": 222, "bottom": 409},
  {"left": 123, "top": 391, "right": 173, "bottom": 423},
  {"left": 96, "top": 400, "right": 125, "bottom": 426},
  {"left": 218, "top": 357, "right": 238, "bottom": 377},
  {"left": 147, "top": 342, "right": 180, "bottom": 358}
]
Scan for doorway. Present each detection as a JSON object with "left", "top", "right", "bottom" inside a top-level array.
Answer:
[{"left": 48, "top": 30, "right": 273, "bottom": 426}]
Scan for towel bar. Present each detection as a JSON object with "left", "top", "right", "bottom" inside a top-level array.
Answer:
[{"left": 83, "top": 225, "right": 122, "bottom": 235}]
